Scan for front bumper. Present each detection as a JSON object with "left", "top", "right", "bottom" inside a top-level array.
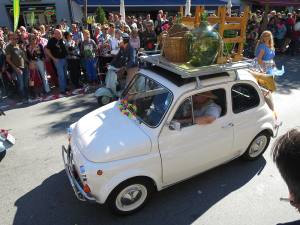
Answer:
[{"left": 62, "top": 145, "right": 96, "bottom": 203}]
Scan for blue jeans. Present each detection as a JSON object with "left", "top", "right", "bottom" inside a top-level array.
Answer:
[
  {"left": 85, "top": 58, "right": 97, "bottom": 82},
  {"left": 54, "top": 58, "right": 67, "bottom": 92},
  {"left": 15, "top": 68, "right": 29, "bottom": 99}
]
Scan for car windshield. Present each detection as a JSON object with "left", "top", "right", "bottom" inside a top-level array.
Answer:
[{"left": 121, "top": 73, "right": 173, "bottom": 127}]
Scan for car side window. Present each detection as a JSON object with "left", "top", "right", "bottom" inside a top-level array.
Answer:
[
  {"left": 172, "top": 98, "right": 193, "bottom": 128},
  {"left": 231, "top": 83, "right": 260, "bottom": 114},
  {"left": 172, "top": 88, "right": 226, "bottom": 127}
]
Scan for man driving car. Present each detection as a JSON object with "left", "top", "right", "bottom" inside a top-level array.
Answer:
[{"left": 193, "top": 91, "right": 222, "bottom": 125}]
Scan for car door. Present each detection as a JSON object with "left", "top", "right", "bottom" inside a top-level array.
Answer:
[
  {"left": 158, "top": 87, "right": 234, "bottom": 186},
  {"left": 231, "top": 82, "right": 265, "bottom": 153}
]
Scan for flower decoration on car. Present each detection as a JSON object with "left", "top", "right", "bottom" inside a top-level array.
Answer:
[{"left": 118, "top": 99, "right": 137, "bottom": 119}]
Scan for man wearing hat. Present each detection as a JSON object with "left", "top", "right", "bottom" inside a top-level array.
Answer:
[
  {"left": 192, "top": 91, "right": 221, "bottom": 125},
  {"left": 109, "top": 32, "right": 138, "bottom": 85}
]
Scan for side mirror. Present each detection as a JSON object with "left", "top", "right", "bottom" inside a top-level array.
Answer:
[{"left": 168, "top": 121, "right": 181, "bottom": 131}]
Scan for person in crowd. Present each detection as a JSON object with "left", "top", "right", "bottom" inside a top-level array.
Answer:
[
  {"left": 98, "top": 24, "right": 112, "bottom": 74},
  {"left": 289, "top": 17, "right": 300, "bottom": 56},
  {"left": 108, "top": 13, "right": 114, "bottom": 23},
  {"left": 275, "top": 18, "right": 287, "bottom": 52},
  {"left": 154, "top": 13, "right": 164, "bottom": 35},
  {"left": 114, "top": 14, "right": 122, "bottom": 29},
  {"left": 123, "top": 24, "right": 131, "bottom": 34},
  {"left": 81, "top": 29, "right": 98, "bottom": 85},
  {"left": 129, "top": 28, "right": 140, "bottom": 51},
  {"left": 108, "top": 23, "right": 116, "bottom": 37},
  {"left": 272, "top": 129, "right": 300, "bottom": 213},
  {"left": 267, "top": 17, "right": 277, "bottom": 37},
  {"left": 110, "top": 33, "right": 138, "bottom": 85},
  {"left": 45, "top": 29, "right": 68, "bottom": 94},
  {"left": 26, "top": 33, "right": 50, "bottom": 94},
  {"left": 65, "top": 31, "right": 82, "bottom": 88},
  {"left": 39, "top": 25, "right": 46, "bottom": 38},
  {"left": 2, "top": 27, "right": 9, "bottom": 43},
  {"left": 71, "top": 23, "right": 83, "bottom": 46},
  {"left": 137, "top": 16, "right": 144, "bottom": 32},
  {"left": 143, "top": 14, "right": 154, "bottom": 28},
  {"left": 110, "top": 28, "right": 121, "bottom": 55},
  {"left": 32, "top": 29, "right": 48, "bottom": 47},
  {"left": 6, "top": 32, "right": 29, "bottom": 101},
  {"left": 142, "top": 22, "right": 157, "bottom": 51},
  {"left": 0, "top": 38, "right": 6, "bottom": 91},
  {"left": 60, "top": 19, "right": 70, "bottom": 32},
  {"left": 27, "top": 35, "right": 43, "bottom": 98},
  {"left": 93, "top": 25, "right": 102, "bottom": 44}
]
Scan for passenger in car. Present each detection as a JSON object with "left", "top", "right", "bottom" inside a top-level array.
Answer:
[{"left": 192, "top": 91, "right": 222, "bottom": 125}]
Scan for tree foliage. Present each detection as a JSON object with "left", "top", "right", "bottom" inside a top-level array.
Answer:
[{"left": 95, "top": 6, "right": 107, "bottom": 24}]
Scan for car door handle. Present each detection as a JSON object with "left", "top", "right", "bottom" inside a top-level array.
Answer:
[{"left": 222, "top": 123, "right": 234, "bottom": 128}]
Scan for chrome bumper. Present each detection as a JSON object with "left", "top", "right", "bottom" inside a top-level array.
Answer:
[{"left": 62, "top": 145, "right": 96, "bottom": 203}]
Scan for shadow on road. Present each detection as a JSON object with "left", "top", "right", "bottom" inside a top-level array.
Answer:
[
  {"left": 41, "top": 95, "right": 98, "bottom": 136},
  {"left": 277, "top": 220, "right": 300, "bottom": 225},
  {"left": 275, "top": 55, "right": 300, "bottom": 95},
  {"left": 13, "top": 157, "right": 266, "bottom": 225}
]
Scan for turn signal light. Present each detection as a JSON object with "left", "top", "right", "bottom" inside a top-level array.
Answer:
[
  {"left": 83, "top": 184, "right": 91, "bottom": 193},
  {"left": 97, "top": 170, "right": 103, "bottom": 176}
]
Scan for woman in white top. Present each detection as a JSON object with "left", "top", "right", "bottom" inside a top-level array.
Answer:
[{"left": 129, "top": 28, "right": 140, "bottom": 50}]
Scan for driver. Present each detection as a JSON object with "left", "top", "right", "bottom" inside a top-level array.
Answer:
[
  {"left": 193, "top": 91, "right": 221, "bottom": 125},
  {"left": 109, "top": 33, "right": 138, "bottom": 85}
]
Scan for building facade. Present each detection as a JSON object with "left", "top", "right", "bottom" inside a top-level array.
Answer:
[{"left": 0, "top": 0, "right": 82, "bottom": 29}]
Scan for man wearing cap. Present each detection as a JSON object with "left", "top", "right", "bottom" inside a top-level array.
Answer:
[
  {"left": 192, "top": 91, "right": 222, "bottom": 125},
  {"left": 110, "top": 32, "right": 138, "bottom": 85}
]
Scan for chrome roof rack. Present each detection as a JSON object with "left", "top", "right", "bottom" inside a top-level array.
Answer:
[{"left": 140, "top": 54, "right": 252, "bottom": 79}]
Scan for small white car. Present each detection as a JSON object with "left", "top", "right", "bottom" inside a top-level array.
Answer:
[{"left": 62, "top": 57, "right": 280, "bottom": 214}]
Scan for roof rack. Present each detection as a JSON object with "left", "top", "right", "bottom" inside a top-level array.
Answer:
[{"left": 140, "top": 54, "right": 252, "bottom": 79}]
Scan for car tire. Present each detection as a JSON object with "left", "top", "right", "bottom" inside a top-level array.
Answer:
[
  {"left": 97, "top": 96, "right": 112, "bottom": 107},
  {"left": 242, "top": 131, "right": 271, "bottom": 161},
  {"left": 107, "top": 178, "right": 154, "bottom": 215}
]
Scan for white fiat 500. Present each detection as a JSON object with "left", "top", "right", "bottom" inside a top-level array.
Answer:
[{"left": 62, "top": 59, "right": 280, "bottom": 215}]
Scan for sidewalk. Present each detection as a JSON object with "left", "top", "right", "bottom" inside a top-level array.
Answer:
[{"left": 0, "top": 85, "right": 98, "bottom": 111}]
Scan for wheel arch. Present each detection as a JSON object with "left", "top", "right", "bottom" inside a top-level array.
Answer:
[{"left": 98, "top": 171, "right": 161, "bottom": 204}]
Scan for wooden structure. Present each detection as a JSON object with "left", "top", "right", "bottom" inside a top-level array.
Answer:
[{"left": 179, "top": 5, "right": 250, "bottom": 63}]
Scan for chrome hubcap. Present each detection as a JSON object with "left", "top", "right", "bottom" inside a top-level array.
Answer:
[
  {"left": 116, "top": 184, "right": 147, "bottom": 212},
  {"left": 249, "top": 135, "right": 268, "bottom": 158}
]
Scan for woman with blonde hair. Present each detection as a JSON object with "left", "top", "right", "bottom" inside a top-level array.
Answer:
[{"left": 255, "top": 30, "right": 275, "bottom": 73}]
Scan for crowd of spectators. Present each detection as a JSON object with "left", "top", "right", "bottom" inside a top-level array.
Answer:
[
  {"left": 1, "top": 8, "right": 300, "bottom": 103},
  {"left": 0, "top": 10, "right": 173, "bottom": 102},
  {"left": 246, "top": 9, "right": 300, "bottom": 58}
]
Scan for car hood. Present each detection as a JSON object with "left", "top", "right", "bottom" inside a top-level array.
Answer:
[{"left": 71, "top": 102, "right": 152, "bottom": 163}]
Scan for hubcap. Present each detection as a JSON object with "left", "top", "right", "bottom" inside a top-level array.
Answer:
[
  {"left": 101, "top": 96, "right": 111, "bottom": 105},
  {"left": 249, "top": 135, "right": 268, "bottom": 158},
  {"left": 115, "top": 184, "right": 147, "bottom": 212}
]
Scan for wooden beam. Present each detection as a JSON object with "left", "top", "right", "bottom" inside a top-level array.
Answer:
[{"left": 224, "top": 23, "right": 242, "bottom": 30}]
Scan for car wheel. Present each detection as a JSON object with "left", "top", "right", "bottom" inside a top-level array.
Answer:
[
  {"left": 242, "top": 131, "right": 271, "bottom": 161},
  {"left": 107, "top": 178, "right": 154, "bottom": 215},
  {"left": 97, "top": 96, "right": 111, "bottom": 106}
]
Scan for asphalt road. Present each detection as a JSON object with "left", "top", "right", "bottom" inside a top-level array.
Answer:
[{"left": 0, "top": 55, "right": 300, "bottom": 225}]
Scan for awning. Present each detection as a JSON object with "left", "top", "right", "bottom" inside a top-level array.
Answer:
[
  {"left": 249, "top": 0, "right": 300, "bottom": 6},
  {"left": 73, "top": 0, "right": 231, "bottom": 7}
]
